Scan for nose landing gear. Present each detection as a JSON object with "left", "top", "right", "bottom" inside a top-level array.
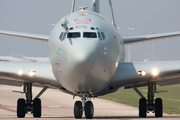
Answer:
[
  {"left": 74, "top": 101, "right": 83, "bottom": 118},
  {"left": 74, "top": 94, "right": 94, "bottom": 119}
]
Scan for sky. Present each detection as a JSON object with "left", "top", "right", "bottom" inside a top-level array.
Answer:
[{"left": 0, "top": 0, "right": 180, "bottom": 62}]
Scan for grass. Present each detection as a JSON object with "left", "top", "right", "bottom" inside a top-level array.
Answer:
[{"left": 99, "top": 84, "right": 180, "bottom": 114}]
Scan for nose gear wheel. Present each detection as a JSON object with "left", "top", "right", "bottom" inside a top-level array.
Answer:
[{"left": 73, "top": 93, "right": 94, "bottom": 119}]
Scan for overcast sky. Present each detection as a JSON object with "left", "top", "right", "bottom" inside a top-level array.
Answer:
[{"left": 0, "top": 0, "right": 180, "bottom": 62}]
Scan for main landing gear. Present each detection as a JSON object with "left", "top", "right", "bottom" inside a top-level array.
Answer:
[
  {"left": 133, "top": 82, "right": 163, "bottom": 118},
  {"left": 74, "top": 94, "right": 94, "bottom": 119},
  {"left": 16, "top": 82, "right": 48, "bottom": 118}
]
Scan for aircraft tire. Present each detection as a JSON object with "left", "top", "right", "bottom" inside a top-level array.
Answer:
[
  {"left": 74, "top": 101, "right": 83, "bottom": 118},
  {"left": 155, "top": 98, "right": 163, "bottom": 117},
  {"left": 17, "top": 98, "right": 25, "bottom": 118},
  {"left": 85, "top": 101, "right": 94, "bottom": 119},
  {"left": 33, "top": 98, "right": 41, "bottom": 118},
  {"left": 139, "top": 98, "right": 147, "bottom": 117}
]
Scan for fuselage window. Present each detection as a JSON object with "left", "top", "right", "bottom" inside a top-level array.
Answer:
[
  {"left": 67, "top": 32, "right": 80, "bottom": 38},
  {"left": 83, "top": 32, "right": 97, "bottom": 38}
]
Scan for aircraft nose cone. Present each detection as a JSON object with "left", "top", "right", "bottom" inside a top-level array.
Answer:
[
  {"left": 67, "top": 40, "right": 96, "bottom": 74},
  {"left": 67, "top": 51, "right": 96, "bottom": 74}
]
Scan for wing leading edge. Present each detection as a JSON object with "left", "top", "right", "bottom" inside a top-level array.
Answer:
[
  {"left": 0, "top": 30, "right": 49, "bottom": 42},
  {"left": 0, "top": 61, "right": 74, "bottom": 95},
  {"left": 0, "top": 61, "right": 58, "bottom": 88},
  {"left": 122, "top": 31, "right": 180, "bottom": 45},
  {"left": 1, "top": 30, "right": 180, "bottom": 44},
  {"left": 111, "top": 61, "right": 180, "bottom": 88}
]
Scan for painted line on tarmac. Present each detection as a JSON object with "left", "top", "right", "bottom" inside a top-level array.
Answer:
[
  {"left": 0, "top": 106, "right": 67, "bottom": 117},
  {"left": 0, "top": 105, "right": 16, "bottom": 113},
  {"left": 42, "top": 106, "right": 66, "bottom": 108},
  {"left": 0, "top": 105, "right": 66, "bottom": 108},
  {"left": 0, "top": 104, "right": 68, "bottom": 117}
]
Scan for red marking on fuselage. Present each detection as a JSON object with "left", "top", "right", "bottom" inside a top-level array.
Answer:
[
  {"left": 79, "top": 14, "right": 87, "bottom": 16},
  {"left": 75, "top": 18, "right": 91, "bottom": 24}
]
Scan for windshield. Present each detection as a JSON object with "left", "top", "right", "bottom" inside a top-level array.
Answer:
[
  {"left": 67, "top": 32, "right": 80, "bottom": 38},
  {"left": 83, "top": 32, "right": 97, "bottom": 38}
]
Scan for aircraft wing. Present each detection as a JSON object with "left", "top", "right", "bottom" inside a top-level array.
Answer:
[
  {"left": 111, "top": 61, "right": 180, "bottom": 89},
  {"left": 122, "top": 31, "right": 180, "bottom": 45},
  {"left": 0, "top": 61, "right": 60, "bottom": 88},
  {"left": 0, "top": 30, "right": 49, "bottom": 42}
]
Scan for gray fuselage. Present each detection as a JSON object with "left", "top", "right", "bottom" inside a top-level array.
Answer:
[{"left": 48, "top": 10, "right": 125, "bottom": 96}]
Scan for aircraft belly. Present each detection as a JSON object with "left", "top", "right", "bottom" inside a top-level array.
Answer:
[{"left": 58, "top": 61, "right": 114, "bottom": 93}]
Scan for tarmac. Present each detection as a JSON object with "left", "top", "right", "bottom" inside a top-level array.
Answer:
[{"left": 0, "top": 85, "right": 180, "bottom": 120}]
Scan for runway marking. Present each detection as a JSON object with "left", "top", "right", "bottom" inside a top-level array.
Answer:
[
  {"left": 0, "top": 104, "right": 69, "bottom": 117},
  {"left": 0, "top": 104, "right": 16, "bottom": 113},
  {"left": 42, "top": 106, "right": 66, "bottom": 108},
  {"left": 0, "top": 104, "right": 68, "bottom": 118},
  {"left": 0, "top": 106, "right": 69, "bottom": 117},
  {"left": 0, "top": 105, "right": 16, "bottom": 107},
  {"left": 0, "top": 105, "right": 66, "bottom": 108}
]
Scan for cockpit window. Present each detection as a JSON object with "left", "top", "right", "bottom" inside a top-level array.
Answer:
[
  {"left": 98, "top": 32, "right": 102, "bottom": 40},
  {"left": 83, "top": 32, "right": 97, "bottom": 38},
  {"left": 101, "top": 32, "right": 106, "bottom": 40},
  {"left": 62, "top": 32, "right": 67, "bottom": 40},
  {"left": 59, "top": 32, "right": 66, "bottom": 41},
  {"left": 59, "top": 32, "right": 64, "bottom": 40},
  {"left": 98, "top": 32, "right": 106, "bottom": 41},
  {"left": 67, "top": 32, "right": 80, "bottom": 38}
]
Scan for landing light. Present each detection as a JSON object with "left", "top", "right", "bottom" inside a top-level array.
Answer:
[
  {"left": 29, "top": 71, "right": 36, "bottom": 76},
  {"left": 115, "top": 62, "right": 118, "bottom": 68},
  {"left": 138, "top": 70, "right": 146, "bottom": 76},
  {"left": 152, "top": 69, "right": 158, "bottom": 76},
  {"left": 18, "top": 70, "right": 23, "bottom": 75}
]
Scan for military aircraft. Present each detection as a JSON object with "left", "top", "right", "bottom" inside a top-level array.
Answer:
[{"left": 1, "top": 0, "right": 180, "bottom": 119}]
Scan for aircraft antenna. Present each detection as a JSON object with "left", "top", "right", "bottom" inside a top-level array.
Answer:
[
  {"left": 91, "top": 0, "right": 100, "bottom": 13},
  {"left": 71, "top": 0, "right": 76, "bottom": 13},
  {"left": 108, "top": 0, "right": 117, "bottom": 28}
]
